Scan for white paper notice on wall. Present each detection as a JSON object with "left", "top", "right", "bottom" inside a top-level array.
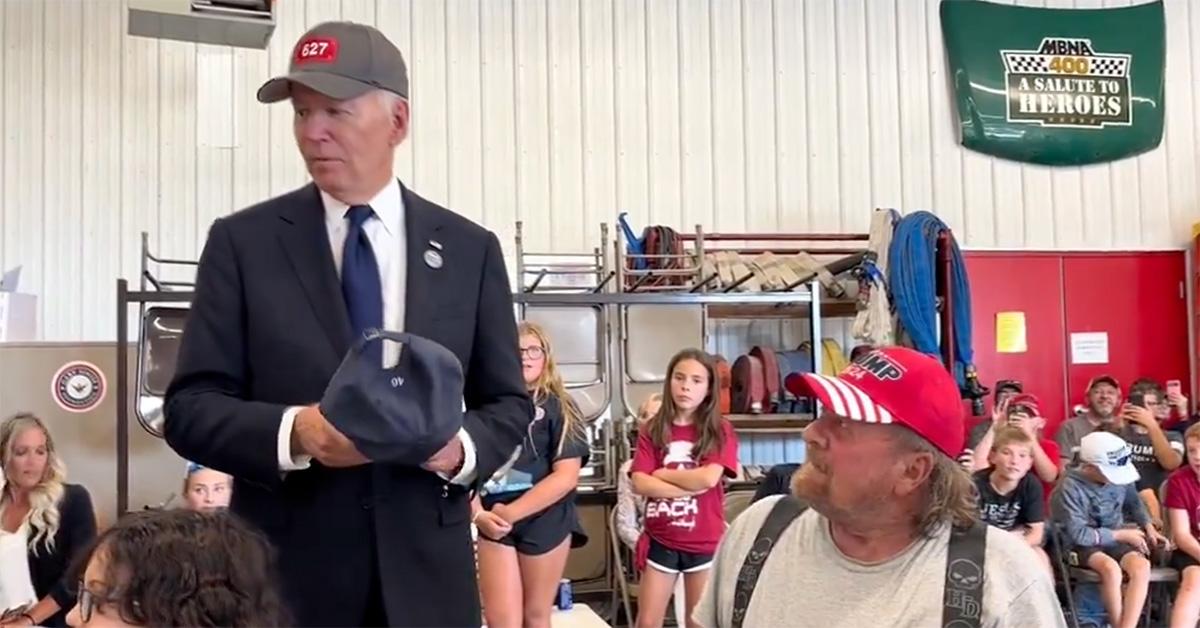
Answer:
[{"left": 1070, "top": 332, "right": 1109, "bottom": 365}]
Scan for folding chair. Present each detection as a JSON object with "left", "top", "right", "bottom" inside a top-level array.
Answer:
[
  {"left": 609, "top": 507, "right": 638, "bottom": 626},
  {"left": 1047, "top": 521, "right": 1103, "bottom": 628},
  {"left": 1048, "top": 510, "right": 1179, "bottom": 627},
  {"left": 608, "top": 507, "right": 688, "bottom": 627}
]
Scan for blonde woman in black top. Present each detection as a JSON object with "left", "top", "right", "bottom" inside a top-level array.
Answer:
[{"left": 0, "top": 413, "right": 95, "bottom": 627}]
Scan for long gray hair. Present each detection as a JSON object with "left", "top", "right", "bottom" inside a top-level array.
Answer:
[{"left": 894, "top": 427, "right": 979, "bottom": 536}]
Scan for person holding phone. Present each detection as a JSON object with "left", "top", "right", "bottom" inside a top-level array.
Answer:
[
  {"left": 1118, "top": 381, "right": 1185, "bottom": 529},
  {"left": 958, "top": 379, "right": 1025, "bottom": 469},
  {"left": 1159, "top": 378, "right": 1192, "bottom": 431},
  {"left": 970, "top": 394, "right": 1061, "bottom": 502}
]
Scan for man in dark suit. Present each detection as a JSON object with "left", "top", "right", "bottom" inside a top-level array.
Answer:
[{"left": 163, "top": 21, "right": 532, "bottom": 628}]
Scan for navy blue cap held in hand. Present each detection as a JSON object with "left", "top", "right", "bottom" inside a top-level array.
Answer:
[{"left": 319, "top": 329, "right": 465, "bottom": 465}]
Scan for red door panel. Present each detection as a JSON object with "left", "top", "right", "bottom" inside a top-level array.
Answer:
[
  {"left": 1062, "top": 253, "right": 1190, "bottom": 416},
  {"left": 964, "top": 253, "right": 1068, "bottom": 435}
]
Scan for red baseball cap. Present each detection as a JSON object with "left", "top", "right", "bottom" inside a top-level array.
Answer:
[
  {"left": 784, "top": 346, "right": 965, "bottom": 457},
  {"left": 1086, "top": 375, "right": 1120, "bottom": 393},
  {"left": 1006, "top": 393, "right": 1041, "bottom": 416}
]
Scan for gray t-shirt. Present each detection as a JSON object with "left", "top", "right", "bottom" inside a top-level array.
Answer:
[
  {"left": 694, "top": 497, "right": 1067, "bottom": 628},
  {"left": 1055, "top": 415, "right": 1101, "bottom": 464}
]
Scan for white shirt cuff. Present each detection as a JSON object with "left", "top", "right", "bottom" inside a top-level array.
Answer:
[
  {"left": 278, "top": 406, "right": 313, "bottom": 471},
  {"left": 439, "top": 428, "right": 477, "bottom": 485}
]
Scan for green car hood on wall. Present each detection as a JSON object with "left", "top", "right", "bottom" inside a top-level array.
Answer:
[{"left": 939, "top": 0, "right": 1165, "bottom": 166}]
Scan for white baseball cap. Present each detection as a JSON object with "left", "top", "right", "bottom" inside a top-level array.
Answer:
[{"left": 1079, "top": 431, "right": 1139, "bottom": 485}]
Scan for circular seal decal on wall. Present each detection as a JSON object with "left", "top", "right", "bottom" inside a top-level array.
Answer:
[{"left": 51, "top": 361, "right": 107, "bottom": 414}]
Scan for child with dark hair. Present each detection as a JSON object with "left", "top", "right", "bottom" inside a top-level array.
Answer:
[
  {"left": 64, "top": 509, "right": 288, "bottom": 627},
  {"left": 631, "top": 348, "right": 739, "bottom": 628}
]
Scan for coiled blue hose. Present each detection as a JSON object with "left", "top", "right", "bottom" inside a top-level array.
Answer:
[{"left": 888, "top": 211, "right": 975, "bottom": 389}]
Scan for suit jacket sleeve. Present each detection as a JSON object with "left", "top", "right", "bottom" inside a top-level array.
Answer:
[
  {"left": 461, "top": 232, "right": 534, "bottom": 490},
  {"left": 164, "top": 218, "right": 291, "bottom": 486},
  {"left": 48, "top": 485, "right": 97, "bottom": 609}
]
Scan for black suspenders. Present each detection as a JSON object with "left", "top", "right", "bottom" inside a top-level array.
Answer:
[{"left": 730, "top": 497, "right": 987, "bottom": 628}]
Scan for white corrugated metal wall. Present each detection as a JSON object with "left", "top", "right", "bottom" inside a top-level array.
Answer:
[{"left": 0, "top": 0, "right": 1195, "bottom": 341}]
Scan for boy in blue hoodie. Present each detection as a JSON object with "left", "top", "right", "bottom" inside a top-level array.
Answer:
[{"left": 1053, "top": 431, "right": 1169, "bottom": 628}]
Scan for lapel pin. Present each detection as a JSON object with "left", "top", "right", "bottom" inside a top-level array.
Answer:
[
  {"left": 423, "top": 249, "right": 444, "bottom": 269},
  {"left": 429, "top": 239, "right": 444, "bottom": 251}
]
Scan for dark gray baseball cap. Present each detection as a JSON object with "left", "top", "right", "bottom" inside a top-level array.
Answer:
[
  {"left": 319, "top": 330, "right": 464, "bottom": 465},
  {"left": 257, "top": 21, "right": 408, "bottom": 103}
]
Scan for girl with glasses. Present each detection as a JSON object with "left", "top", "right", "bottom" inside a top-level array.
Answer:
[{"left": 472, "top": 322, "right": 590, "bottom": 628}]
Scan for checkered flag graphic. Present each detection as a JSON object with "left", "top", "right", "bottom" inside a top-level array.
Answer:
[
  {"left": 1004, "top": 52, "right": 1129, "bottom": 78},
  {"left": 1089, "top": 57, "right": 1128, "bottom": 77},
  {"left": 1004, "top": 54, "right": 1049, "bottom": 74}
]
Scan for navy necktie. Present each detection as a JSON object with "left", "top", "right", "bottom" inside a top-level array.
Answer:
[{"left": 342, "top": 204, "right": 384, "bottom": 366}]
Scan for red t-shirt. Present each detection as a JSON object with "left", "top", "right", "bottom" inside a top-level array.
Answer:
[
  {"left": 1165, "top": 466, "right": 1200, "bottom": 538},
  {"left": 630, "top": 420, "right": 739, "bottom": 554}
]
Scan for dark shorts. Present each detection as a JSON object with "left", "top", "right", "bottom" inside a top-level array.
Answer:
[
  {"left": 1171, "top": 551, "right": 1200, "bottom": 573},
  {"left": 1070, "top": 543, "right": 1141, "bottom": 567},
  {"left": 646, "top": 538, "right": 713, "bottom": 574},
  {"left": 479, "top": 499, "right": 587, "bottom": 556}
]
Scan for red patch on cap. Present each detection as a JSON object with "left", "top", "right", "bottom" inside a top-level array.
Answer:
[{"left": 294, "top": 37, "right": 339, "bottom": 64}]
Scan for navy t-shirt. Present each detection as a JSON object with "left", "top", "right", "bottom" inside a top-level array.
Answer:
[{"left": 482, "top": 394, "right": 590, "bottom": 502}]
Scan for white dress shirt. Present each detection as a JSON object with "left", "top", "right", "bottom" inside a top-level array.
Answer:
[{"left": 275, "top": 178, "right": 477, "bottom": 485}]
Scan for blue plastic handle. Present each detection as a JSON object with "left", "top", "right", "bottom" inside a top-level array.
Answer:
[{"left": 617, "top": 212, "right": 646, "bottom": 270}]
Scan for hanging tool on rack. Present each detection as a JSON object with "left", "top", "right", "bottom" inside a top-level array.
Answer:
[
  {"left": 617, "top": 212, "right": 645, "bottom": 270},
  {"left": 853, "top": 208, "right": 898, "bottom": 346},
  {"left": 642, "top": 226, "right": 687, "bottom": 287},
  {"left": 619, "top": 213, "right": 689, "bottom": 289},
  {"left": 888, "top": 211, "right": 988, "bottom": 415}
]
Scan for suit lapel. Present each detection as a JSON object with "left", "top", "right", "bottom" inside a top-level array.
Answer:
[
  {"left": 402, "top": 183, "right": 445, "bottom": 337},
  {"left": 276, "top": 184, "right": 353, "bottom": 359}
]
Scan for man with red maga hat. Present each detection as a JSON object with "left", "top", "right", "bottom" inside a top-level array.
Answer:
[{"left": 694, "top": 346, "right": 1067, "bottom": 628}]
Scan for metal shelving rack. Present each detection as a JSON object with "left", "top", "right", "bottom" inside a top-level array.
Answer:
[
  {"left": 512, "top": 222, "right": 876, "bottom": 620},
  {"left": 617, "top": 228, "right": 870, "bottom": 434},
  {"left": 115, "top": 234, "right": 197, "bottom": 515},
  {"left": 512, "top": 222, "right": 619, "bottom": 493},
  {"left": 512, "top": 223, "right": 880, "bottom": 477},
  {"left": 114, "top": 219, "right": 959, "bottom": 515}
]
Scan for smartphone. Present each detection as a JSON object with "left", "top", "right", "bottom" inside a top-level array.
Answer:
[
  {"left": 1006, "top": 403, "right": 1035, "bottom": 420},
  {"left": 1168, "top": 380, "right": 1182, "bottom": 396},
  {"left": 1127, "top": 391, "right": 1147, "bottom": 409}
]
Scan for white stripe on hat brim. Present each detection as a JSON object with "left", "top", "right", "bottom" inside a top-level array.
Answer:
[{"left": 788, "top": 373, "right": 893, "bottom": 425}]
